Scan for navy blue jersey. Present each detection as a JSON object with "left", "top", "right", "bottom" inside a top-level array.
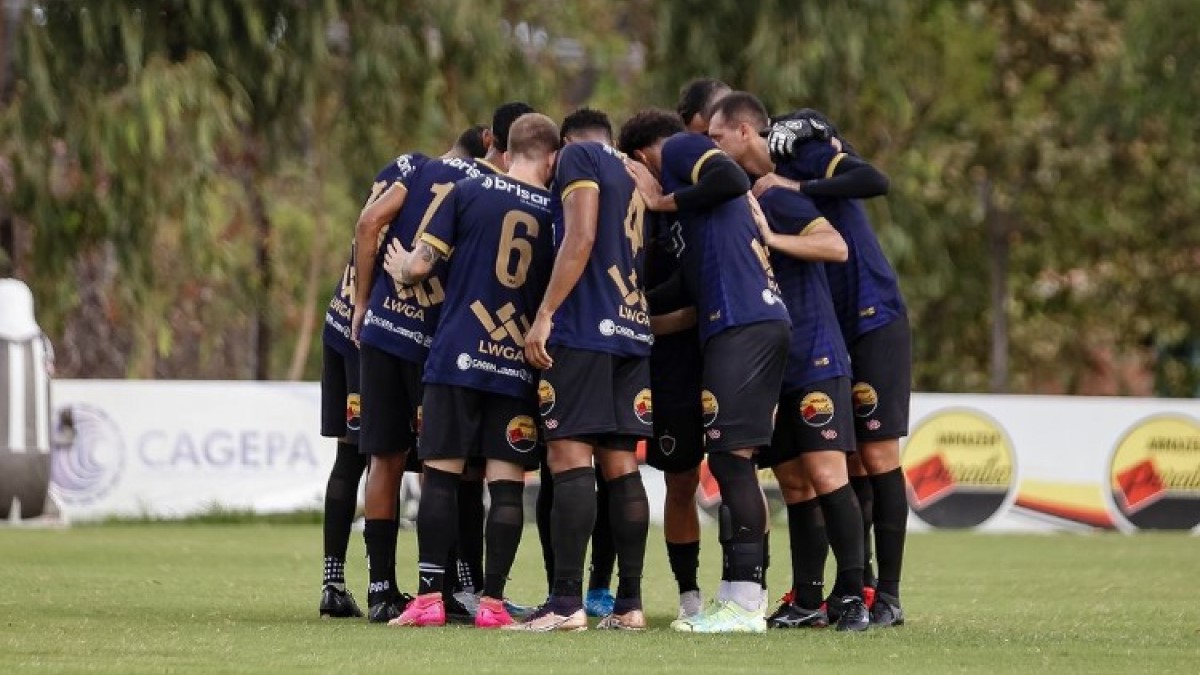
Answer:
[
  {"left": 776, "top": 143, "right": 906, "bottom": 341},
  {"left": 757, "top": 188, "right": 852, "bottom": 392},
  {"left": 421, "top": 174, "right": 556, "bottom": 399},
  {"left": 359, "top": 156, "right": 502, "bottom": 363},
  {"left": 323, "top": 153, "right": 428, "bottom": 355},
  {"left": 550, "top": 142, "right": 652, "bottom": 356},
  {"left": 660, "top": 133, "right": 789, "bottom": 342}
]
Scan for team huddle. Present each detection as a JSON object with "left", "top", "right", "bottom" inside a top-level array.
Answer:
[{"left": 316, "top": 79, "right": 912, "bottom": 634}]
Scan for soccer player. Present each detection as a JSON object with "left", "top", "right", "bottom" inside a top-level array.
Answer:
[
  {"left": 708, "top": 92, "right": 871, "bottom": 632},
  {"left": 512, "top": 107, "right": 654, "bottom": 632},
  {"left": 621, "top": 109, "right": 791, "bottom": 633},
  {"left": 383, "top": 112, "right": 560, "bottom": 629},
  {"left": 351, "top": 104, "right": 532, "bottom": 623},
  {"left": 758, "top": 109, "right": 909, "bottom": 627}
]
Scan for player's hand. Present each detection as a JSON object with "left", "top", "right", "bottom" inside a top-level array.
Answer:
[
  {"left": 746, "top": 193, "right": 776, "bottom": 248},
  {"left": 759, "top": 116, "right": 832, "bottom": 163},
  {"left": 624, "top": 159, "right": 667, "bottom": 211},
  {"left": 350, "top": 305, "right": 366, "bottom": 346},
  {"left": 752, "top": 172, "right": 802, "bottom": 198},
  {"left": 382, "top": 239, "right": 409, "bottom": 283},
  {"left": 524, "top": 312, "right": 554, "bottom": 370}
]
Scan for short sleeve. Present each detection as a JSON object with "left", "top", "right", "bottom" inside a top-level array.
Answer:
[
  {"left": 556, "top": 143, "right": 601, "bottom": 200},
  {"left": 759, "top": 189, "right": 826, "bottom": 236},
  {"left": 661, "top": 133, "right": 723, "bottom": 193},
  {"left": 419, "top": 184, "right": 460, "bottom": 258}
]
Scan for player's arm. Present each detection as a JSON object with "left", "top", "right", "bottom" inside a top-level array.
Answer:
[
  {"left": 383, "top": 238, "right": 444, "bottom": 285},
  {"left": 646, "top": 269, "right": 696, "bottom": 335},
  {"left": 762, "top": 216, "right": 847, "bottom": 263},
  {"left": 350, "top": 182, "right": 409, "bottom": 343},
  {"left": 650, "top": 307, "right": 697, "bottom": 335},
  {"left": 525, "top": 185, "right": 600, "bottom": 370},
  {"left": 753, "top": 157, "right": 888, "bottom": 200},
  {"left": 634, "top": 153, "right": 751, "bottom": 213}
]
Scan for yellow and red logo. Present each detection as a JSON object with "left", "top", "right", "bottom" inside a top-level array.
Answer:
[
  {"left": 901, "top": 409, "right": 1016, "bottom": 529},
  {"left": 701, "top": 390, "right": 719, "bottom": 428},
  {"left": 506, "top": 415, "right": 538, "bottom": 453},
  {"left": 538, "top": 380, "right": 556, "bottom": 417},
  {"left": 799, "top": 391, "right": 835, "bottom": 427},
  {"left": 633, "top": 388, "right": 653, "bottom": 425},
  {"left": 345, "top": 394, "right": 362, "bottom": 431},
  {"left": 1108, "top": 415, "right": 1200, "bottom": 531},
  {"left": 851, "top": 382, "right": 878, "bottom": 418}
]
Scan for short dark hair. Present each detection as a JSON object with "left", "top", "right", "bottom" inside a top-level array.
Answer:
[
  {"left": 507, "top": 113, "right": 560, "bottom": 158},
  {"left": 492, "top": 101, "right": 536, "bottom": 152},
  {"left": 676, "top": 78, "right": 730, "bottom": 125},
  {"left": 456, "top": 124, "right": 489, "bottom": 158},
  {"left": 709, "top": 91, "right": 769, "bottom": 129},
  {"left": 560, "top": 107, "right": 612, "bottom": 142},
  {"left": 617, "top": 108, "right": 686, "bottom": 156}
]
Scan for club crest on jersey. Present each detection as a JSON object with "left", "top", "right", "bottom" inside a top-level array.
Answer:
[
  {"left": 633, "top": 389, "right": 653, "bottom": 425},
  {"left": 701, "top": 390, "right": 719, "bottom": 428},
  {"left": 506, "top": 416, "right": 538, "bottom": 453},
  {"left": 345, "top": 394, "right": 361, "bottom": 431},
  {"left": 852, "top": 382, "right": 879, "bottom": 418},
  {"left": 799, "top": 391, "right": 835, "bottom": 427},
  {"left": 538, "top": 380, "right": 556, "bottom": 416}
]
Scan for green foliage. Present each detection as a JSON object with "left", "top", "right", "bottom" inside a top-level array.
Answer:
[{"left": 1, "top": 0, "right": 1196, "bottom": 392}]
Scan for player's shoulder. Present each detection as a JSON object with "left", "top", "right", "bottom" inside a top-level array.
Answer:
[
  {"left": 781, "top": 141, "right": 842, "bottom": 180},
  {"left": 374, "top": 152, "right": 428, "bottom": 182},
  {"left": 663, "top": 131, "right": 715, "bottom": 156},
  {"left": 425, "top": 155, "right": 494, "bottom": 180}
]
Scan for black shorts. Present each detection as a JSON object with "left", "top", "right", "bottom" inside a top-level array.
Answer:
[
  {"left": 359, "top": 343, "right": 423, "bottom": 458},
  {"left": 757, "top": 377, "right": 856, "bottom": 469},
  {"left": 538, "top": 346, "right": 652, "bottom": 451},
  {"left": 646, "top": 334, "right": 704, "bottom": 473},
  {"left": 320, "top": 342, "right": 361, "bottom": 443},
  {"left": 848, "top": 316, "right": 912, "bottom": 441},
  {"left": 701, "top": 320, "right": 790, "bottom": 453},
  {"left": 419, "top": 384, "right": 543, "bottom": 470}
]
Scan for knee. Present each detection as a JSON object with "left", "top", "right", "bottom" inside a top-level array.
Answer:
[
  {"left": 664, "top": 469, "right": 700, "bottom": 503},
  {"left": 859, "top": 440, "right": 901, "bottom": 474}
]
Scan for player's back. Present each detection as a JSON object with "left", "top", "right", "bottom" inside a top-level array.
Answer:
[
  {"left": 775, "top": 142, "right": 905, "bottom": 341},
  {"left": 359, "top": 156, "right": 500, "bottom": 362},
  {"left": 757, "top": 188, "right": 851, "bottom": 390},
  {"left": 660, "top": 132, "right": 789, "bottom": 343},
  {"left": 422, "top": 174, "right": 556, "bottom": 398},
  {"left": 551, "top": 141, "right": 652, "bottom": 356}
]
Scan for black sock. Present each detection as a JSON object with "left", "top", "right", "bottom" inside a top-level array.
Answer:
[
  {"left": 415, "top": 466, "right": 459, "bottom": 596},
  {"left": 536, "top": 463, "right": 555, "bottom": 594},
  {"left": 761, "top": 530, "right": 771, "bottom": 590},
  {"left": 871, "top": 468, "right": 908, "bottom": 599},
  {"left": 708, "top": 453, "right": 766, "bottom": 585},
  {"left": 483, "top": 480, "right": 524, "bottom": 599},
  {"left": 786, "top": 498, "right": 827, "bottom": 608},
  {"left": 456, "top": 479, "right": 485, "bottom": 592},
  {"left": 588, "top": 473, "right": 616, "bottom": 591},
  {"left": 666, "top": 541, "right": 700, "bottom": 594},
  {"left": 364, "top": 517, "right": 399, "bottom": 605},
  {"left": 606, "top": 471, "right": 649, "bottom": 613},
  {"left": 549, "top": 466, "right": 596, "bottom": 614},
  {"left": 819, "top": 483, "right": 865, "bottom": 599},
  {"left": 850, "top": 474, "right": 876, "bottom": 588},
  {"left": 323, "top": 441, "right": 366, "bottom": 586}
]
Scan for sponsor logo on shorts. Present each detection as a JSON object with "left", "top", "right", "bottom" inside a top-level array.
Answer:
[
  {"left": 538, "top": 380, "right": 556, "bottom": 416},
  {"left": 799, "top": 391, "right": 835, "bottom": 427},
  {"left": 701, "top": 390, "right": 719, "bottom": 428},
  {"left": 345, "top": 394, "right": 361, "bottom": 432},
  {"left": 866, "top": 419, "right": 882, "bottom": 431},
  {"left": 505, "top": 416, "right": 538, "bottom": 453},
  {"left": 456, "top": 353, "right": 472, "bottom": 371},
  {"left": 706, "top": 428, "right": 721, "bottom": 440},
  {"left": 901, "top": 409, "right": 1016, "bottom": 529},
  {"left": 821, "top": 429, "right": 838, "bottom": 440},
  {"left": 851, "top": 382, "right": 878, "bottom": 418},
  {"left": 633, "top": 388, "right": 653, "bottom": 425},
  {"left": 544, "top": 419, "right": 558, "bottom": 430},
  {"left": 1107, "top": 415, "right": 1200, "bottom": 531},
  {"left": 659, "top": 434, "right": 676, "bottom": 456}
]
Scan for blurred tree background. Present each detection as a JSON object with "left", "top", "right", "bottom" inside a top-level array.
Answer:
[{"left": 1, "top": 0, "right": 1196, "bottom": 396}]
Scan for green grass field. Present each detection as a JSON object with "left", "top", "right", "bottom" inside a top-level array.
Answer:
[{"left": 0, "top": 524, "right": 1196, "bottom": 674}]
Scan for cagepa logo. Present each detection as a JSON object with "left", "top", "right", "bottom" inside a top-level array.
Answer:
[
  {"left": 901, "top": 409, "right": 1016, "bottom": 529},
  {"left": 1107, "top": 414, "right": 1200, "bottom": 531},
  {"left": 49, "top": 404, "right": 125, "bottom": 507}
]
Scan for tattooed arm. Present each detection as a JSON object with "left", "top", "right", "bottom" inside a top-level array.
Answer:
[{"left": 383, "top": 239, "right": 442, "bottom": 286}]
